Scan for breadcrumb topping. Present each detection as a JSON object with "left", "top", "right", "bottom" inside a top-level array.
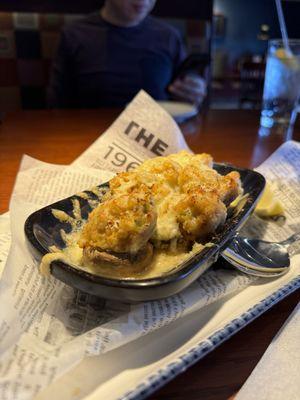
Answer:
[{"left": 79, "top": 151, "right": 242, "bottom": 255}]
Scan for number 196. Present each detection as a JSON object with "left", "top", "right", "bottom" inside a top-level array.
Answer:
[{"left": 104, "top": 146, "right": 140, "bottom": 171}]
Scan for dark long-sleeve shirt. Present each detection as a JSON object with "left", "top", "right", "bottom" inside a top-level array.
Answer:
[{"left": 48, "top": 13, "right": 185, "bottom": 108}]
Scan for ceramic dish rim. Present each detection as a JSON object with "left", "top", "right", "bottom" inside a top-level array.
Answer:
[{"left": 24, "top": 163, "right": 266, "bottom": 289}]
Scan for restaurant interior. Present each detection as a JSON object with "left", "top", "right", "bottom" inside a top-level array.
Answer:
[
  {"left": 0, "top": 0, "right": 300, "bottom": 112},
  {"left": 0, "top": 1, "right": 300, "bottom": 400}
]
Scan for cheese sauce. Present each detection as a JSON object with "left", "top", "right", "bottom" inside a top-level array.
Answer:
[
  {"left": 39, "top": 152, "right": 243, "bottom": 280},
  {"left": 40, "top": 206, "right": 207, "bottom": 279}
]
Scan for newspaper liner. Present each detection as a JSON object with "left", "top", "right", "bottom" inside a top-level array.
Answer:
[
  {"left": 0, "top": 91, "right": 300, "bottom": 400},
  {"left": 235, "top": 301, "right": 300, "bottom": 400}
]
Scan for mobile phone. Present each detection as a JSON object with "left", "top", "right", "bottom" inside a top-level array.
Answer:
[{"left": 171, "top": 53, "right": 209, "bottom": 82}]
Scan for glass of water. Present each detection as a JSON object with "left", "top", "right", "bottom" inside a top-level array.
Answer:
[{"left": 260, "top": 39, "right": 300, "bottom": 129}]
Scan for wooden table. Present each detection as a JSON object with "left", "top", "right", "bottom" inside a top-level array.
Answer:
[{"left": 0, "top": 109, "right": 299, "bottom": 399}]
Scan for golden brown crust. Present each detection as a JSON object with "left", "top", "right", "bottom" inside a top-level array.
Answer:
[
  {"left": 175, "top": 189, "right": 227, "bottom": 241},
  {"left": 78, "top": 151, "right": 242, "bottom": 271},
  {"left": 178, "top": 164, "right": 221, "bottom": 194},
  {"left": 79, "top": 187, "right": 156, "bottom": 253},
  {"left": 219, "top": 171, "right": 242, "bottom": 205},
  {"left": 168, "top": 150, "right": 213, "bottom": 168}
]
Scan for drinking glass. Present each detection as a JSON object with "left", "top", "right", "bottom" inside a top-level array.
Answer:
[{"left": 260, "top": 39, "right": 300, "bottom": 129}]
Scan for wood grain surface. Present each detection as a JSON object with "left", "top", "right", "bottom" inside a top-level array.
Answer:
[{"left": 0, "top": 108, "right": 299, "bottom": 399}]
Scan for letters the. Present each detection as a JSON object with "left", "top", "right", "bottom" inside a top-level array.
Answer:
[
  {"left": 151, "top": 139, "right": 169, "bottom": 156},
  {"left": 136, "top": 128, "right": 154, "bottom": 148},
  {"left": 123, "top": 120, "right": 168, "bottom": 156},
  {"left": 124, "top": 121, "right": 139, "bottom": 136}
]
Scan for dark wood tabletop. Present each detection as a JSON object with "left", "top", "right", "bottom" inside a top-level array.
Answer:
[{"left": 0, "top": 108, "right": 299, "bottom": 399}]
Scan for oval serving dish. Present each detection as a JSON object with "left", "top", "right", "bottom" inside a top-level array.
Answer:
[{"left": 24, "top": 163, "right": 265, "bottom": 302}]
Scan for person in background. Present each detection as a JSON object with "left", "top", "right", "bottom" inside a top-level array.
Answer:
[{"left": 48, "top": 0, "right": 207, "bottom": 108}]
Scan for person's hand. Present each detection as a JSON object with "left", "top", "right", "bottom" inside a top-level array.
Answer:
[{"left": 168, "top": 74, "right": 207, "bottom": 107}]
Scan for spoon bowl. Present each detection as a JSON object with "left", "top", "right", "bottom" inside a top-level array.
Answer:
[{"left": 221, "top": 232, "right": 300, "bottom": 278}]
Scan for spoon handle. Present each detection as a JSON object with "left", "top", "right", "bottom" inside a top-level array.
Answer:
[
  {"left": 281, "top": 231, "right": 300, "bottom": 246},
  {"left": 221, "top": 253, "right": 288, "bottom": 278}
]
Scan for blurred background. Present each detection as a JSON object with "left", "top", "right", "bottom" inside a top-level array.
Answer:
[{"left": 0, "top": 0, "right": 300, "bottom": 111}]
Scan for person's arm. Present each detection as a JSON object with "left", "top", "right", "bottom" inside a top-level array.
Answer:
[
  {"left": 47, "top": 30, "right": 75, "bottom": 108},
  {"left": 169, "top": 74, "right": 207, "bottom": 107},
  {"left": 168, "top": 33, "right": 207, "bottom": 107}
]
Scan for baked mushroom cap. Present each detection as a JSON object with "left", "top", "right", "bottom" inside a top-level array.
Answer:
[
  {"left": 78, "top": 186, "right": 156, "bottom": 254},
  {"left": 82, "top": 242, "right": 154, "bottom": 274}
]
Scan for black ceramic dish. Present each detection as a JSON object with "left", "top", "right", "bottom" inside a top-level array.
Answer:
[{"left": 24, "top": 163, "right": 265, "bottom": 302}]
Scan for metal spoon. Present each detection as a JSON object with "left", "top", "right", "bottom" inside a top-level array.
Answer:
[{"left": 221, "top": 231, "right": 300, "bottom": 278}]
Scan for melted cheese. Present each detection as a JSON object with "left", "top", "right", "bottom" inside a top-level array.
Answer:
[
  {"left": 40, "top": 228, "right": 206, "bottom": 280},
  {"left": 40, "top": 151, "right": 243, "bottom": 280}
]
